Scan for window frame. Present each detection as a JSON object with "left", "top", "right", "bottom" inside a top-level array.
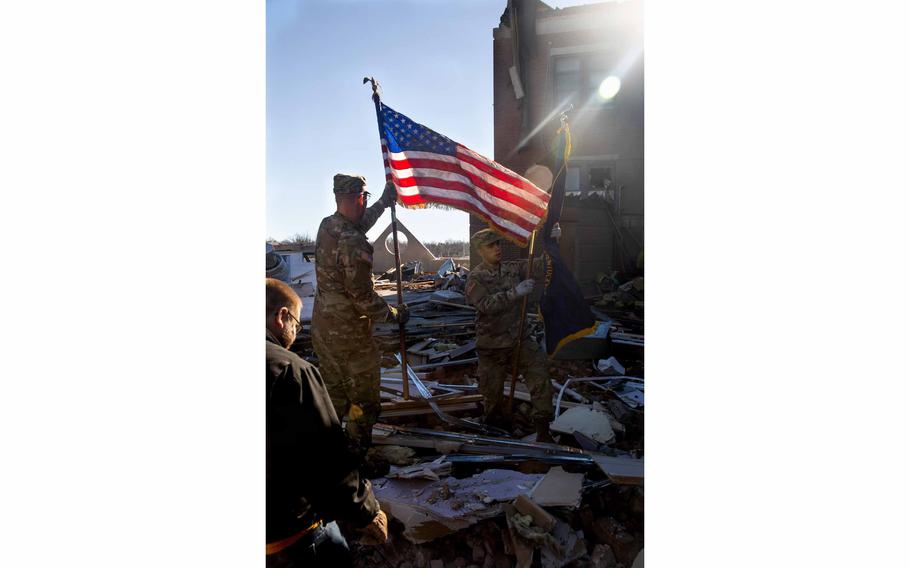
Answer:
[{"left": 551, "top": 52, "right": 617, "bottom": 111}]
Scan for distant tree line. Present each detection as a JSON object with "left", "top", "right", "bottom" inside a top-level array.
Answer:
[
  {"left": 424, "top": 239, "right": 469, "bottom": 258},
  {"left": 266, "top": 234, "right": 467, "bottom": 257},
  {"left": 267, "top": 233, "right": 315, "bottom": 247}
]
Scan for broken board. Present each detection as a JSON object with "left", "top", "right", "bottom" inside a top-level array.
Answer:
[{"left": 591, "top": 454, "right": 644, "bottom": 485}]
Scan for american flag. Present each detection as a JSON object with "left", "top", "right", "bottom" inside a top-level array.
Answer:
[{"left": 378, "top": 103, "right": 550, "bottom": 246}]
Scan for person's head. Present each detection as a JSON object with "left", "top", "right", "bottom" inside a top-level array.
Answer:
[
  {"left": 333, "top": 173, "right": 370, "bottom": 223},
  {"left": 266, "top": 278, "right": 303, "bottom": 349},
  {"left": 471, "top": 229, "right": 504, "bottom": 266}
]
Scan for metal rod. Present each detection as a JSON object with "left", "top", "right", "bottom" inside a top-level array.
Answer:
[
  {"left": 507, "top": 229, "right": 537, "bottom": 411},
  {"left": 443, "top": 453, "right": 595, "bottom": 467},
  {"left": 366, "top": 76, "right": 409, "bottom": 400},
  {"left": 382, "top": 379, "right": 477, "bottom": 397}
]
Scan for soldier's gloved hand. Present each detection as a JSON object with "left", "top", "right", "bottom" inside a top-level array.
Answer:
[
  {"left": 357, "top": 510, "right": 388, "bottom": 546},
  {"left": 513, "top": 279, "right": 536, "bottom": 298},
  {"left": 380, "top": 180, "right": 398, "bottom": 207},
  {"left": 389, "top": 303, "right": 409, "bottom": 325},
  {"left": 550, "top": 222, "right": 562, "bottom": 241},
  {"left": 388, "top": 304, "right": 409, "bottom": 325}
]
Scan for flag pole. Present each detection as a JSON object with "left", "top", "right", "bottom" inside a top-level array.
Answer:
[
  {"left": 364, "top": 76, "right": 410, "bottom": 400},
  {"left": 507, "top": 229, "right": 537, "bottom": 411}
]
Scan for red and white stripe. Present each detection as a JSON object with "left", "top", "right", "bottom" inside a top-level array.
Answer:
[{"left": 381, "top": 142, "right": 550, "bottom": 245}]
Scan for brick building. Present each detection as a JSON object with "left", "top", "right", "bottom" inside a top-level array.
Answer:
[{"left": 470, "top": 0, "right": 643, "bottom": 291}]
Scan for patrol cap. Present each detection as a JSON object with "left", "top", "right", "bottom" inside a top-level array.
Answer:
[
  {"left": 333, "top": 173, "right": 368, "bottom": 195},
  {"left": 471, "top": 228, "right": 503, "bottom": 249}
]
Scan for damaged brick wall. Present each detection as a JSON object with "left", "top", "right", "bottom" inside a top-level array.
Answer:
[{"left": 472, "top": 0, "right": 644, "bottom": 280}]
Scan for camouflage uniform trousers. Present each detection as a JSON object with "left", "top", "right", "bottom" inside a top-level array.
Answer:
[
  {"left": 476, "top": 338, "right": 553, "bottom": 423},
  {"left": 312, "top": 330, "right": 381, "bottom": 450}
]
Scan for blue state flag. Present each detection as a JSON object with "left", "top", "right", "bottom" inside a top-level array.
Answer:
[{"left": 539, "top": 122, "right": 598, "bottom": 357}]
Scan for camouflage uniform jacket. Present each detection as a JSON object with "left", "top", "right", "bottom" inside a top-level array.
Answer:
[
  {"left": 313, "top": 201, "right": 391, "bottom": 338},
  {"left": 466, "top": 257, "right": 545, "bottom": 349}
]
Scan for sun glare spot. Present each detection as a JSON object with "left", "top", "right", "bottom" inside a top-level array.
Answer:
[{"left": 598, "top": 76, "right": 621, "bottom": 100}]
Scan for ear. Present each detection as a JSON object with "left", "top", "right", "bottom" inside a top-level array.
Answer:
[{"left": 273, "top": 306, "right": 288, "bottom": 329}]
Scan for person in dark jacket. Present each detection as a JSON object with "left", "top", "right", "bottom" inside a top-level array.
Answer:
[{"left": 266, "top": 278, "right": 387, "bottom": 567}]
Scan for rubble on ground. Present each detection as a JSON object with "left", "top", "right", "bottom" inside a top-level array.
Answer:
[
  {"left": 293, "top": 259, "right": 644, "bottom": 566},
  {"left": 594, "top": 273, "right": 643, "bottom": 315}
]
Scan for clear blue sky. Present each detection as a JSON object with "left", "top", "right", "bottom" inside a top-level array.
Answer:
[{"left": 266, "top": 0, "right": 593, "bottom": 243}]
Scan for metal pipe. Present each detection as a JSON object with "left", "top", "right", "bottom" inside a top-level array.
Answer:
[
  {"left": 379, "top": 378, "right": 479, "bottom": 393},
  {"left": 443, "top": 453, "right": 594, "bottom": 467}
]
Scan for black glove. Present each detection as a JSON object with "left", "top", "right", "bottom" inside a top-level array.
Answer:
[{"left": 380, "top": 180, "right": 398, "bottom": 207}]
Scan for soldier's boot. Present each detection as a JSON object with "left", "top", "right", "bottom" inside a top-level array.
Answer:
[{"left": 535, "top": 418, "right": 555, "bottom": 444}]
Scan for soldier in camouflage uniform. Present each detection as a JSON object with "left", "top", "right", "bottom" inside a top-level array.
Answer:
[
  {"left": 465, "top": 228, "right": 559, "bottom": 443},
  {"left": 312, "top": 174, "right": 408, "bottom": 453}
]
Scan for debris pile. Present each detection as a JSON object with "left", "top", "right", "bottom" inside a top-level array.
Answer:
[
  {"left": 433, "top": 258, "right": 471, "bottom": 293},
  {"left": 350, "top": 442, "right": 644, "bottom": 567},
  {"left": 292, "top": 257, "right": 645, "bottom": 565},
  {"left": 593, "top": 273, "right": 644, "bottom": 317},
  {"left": 352, "top": 353, "right": 644, "bottom": 567},
  {"left": 377, "top": 260, "right": 428, "bottom": 286},
  {"left": 372, "top": 468, "right": 544, "bottom": 543}
]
